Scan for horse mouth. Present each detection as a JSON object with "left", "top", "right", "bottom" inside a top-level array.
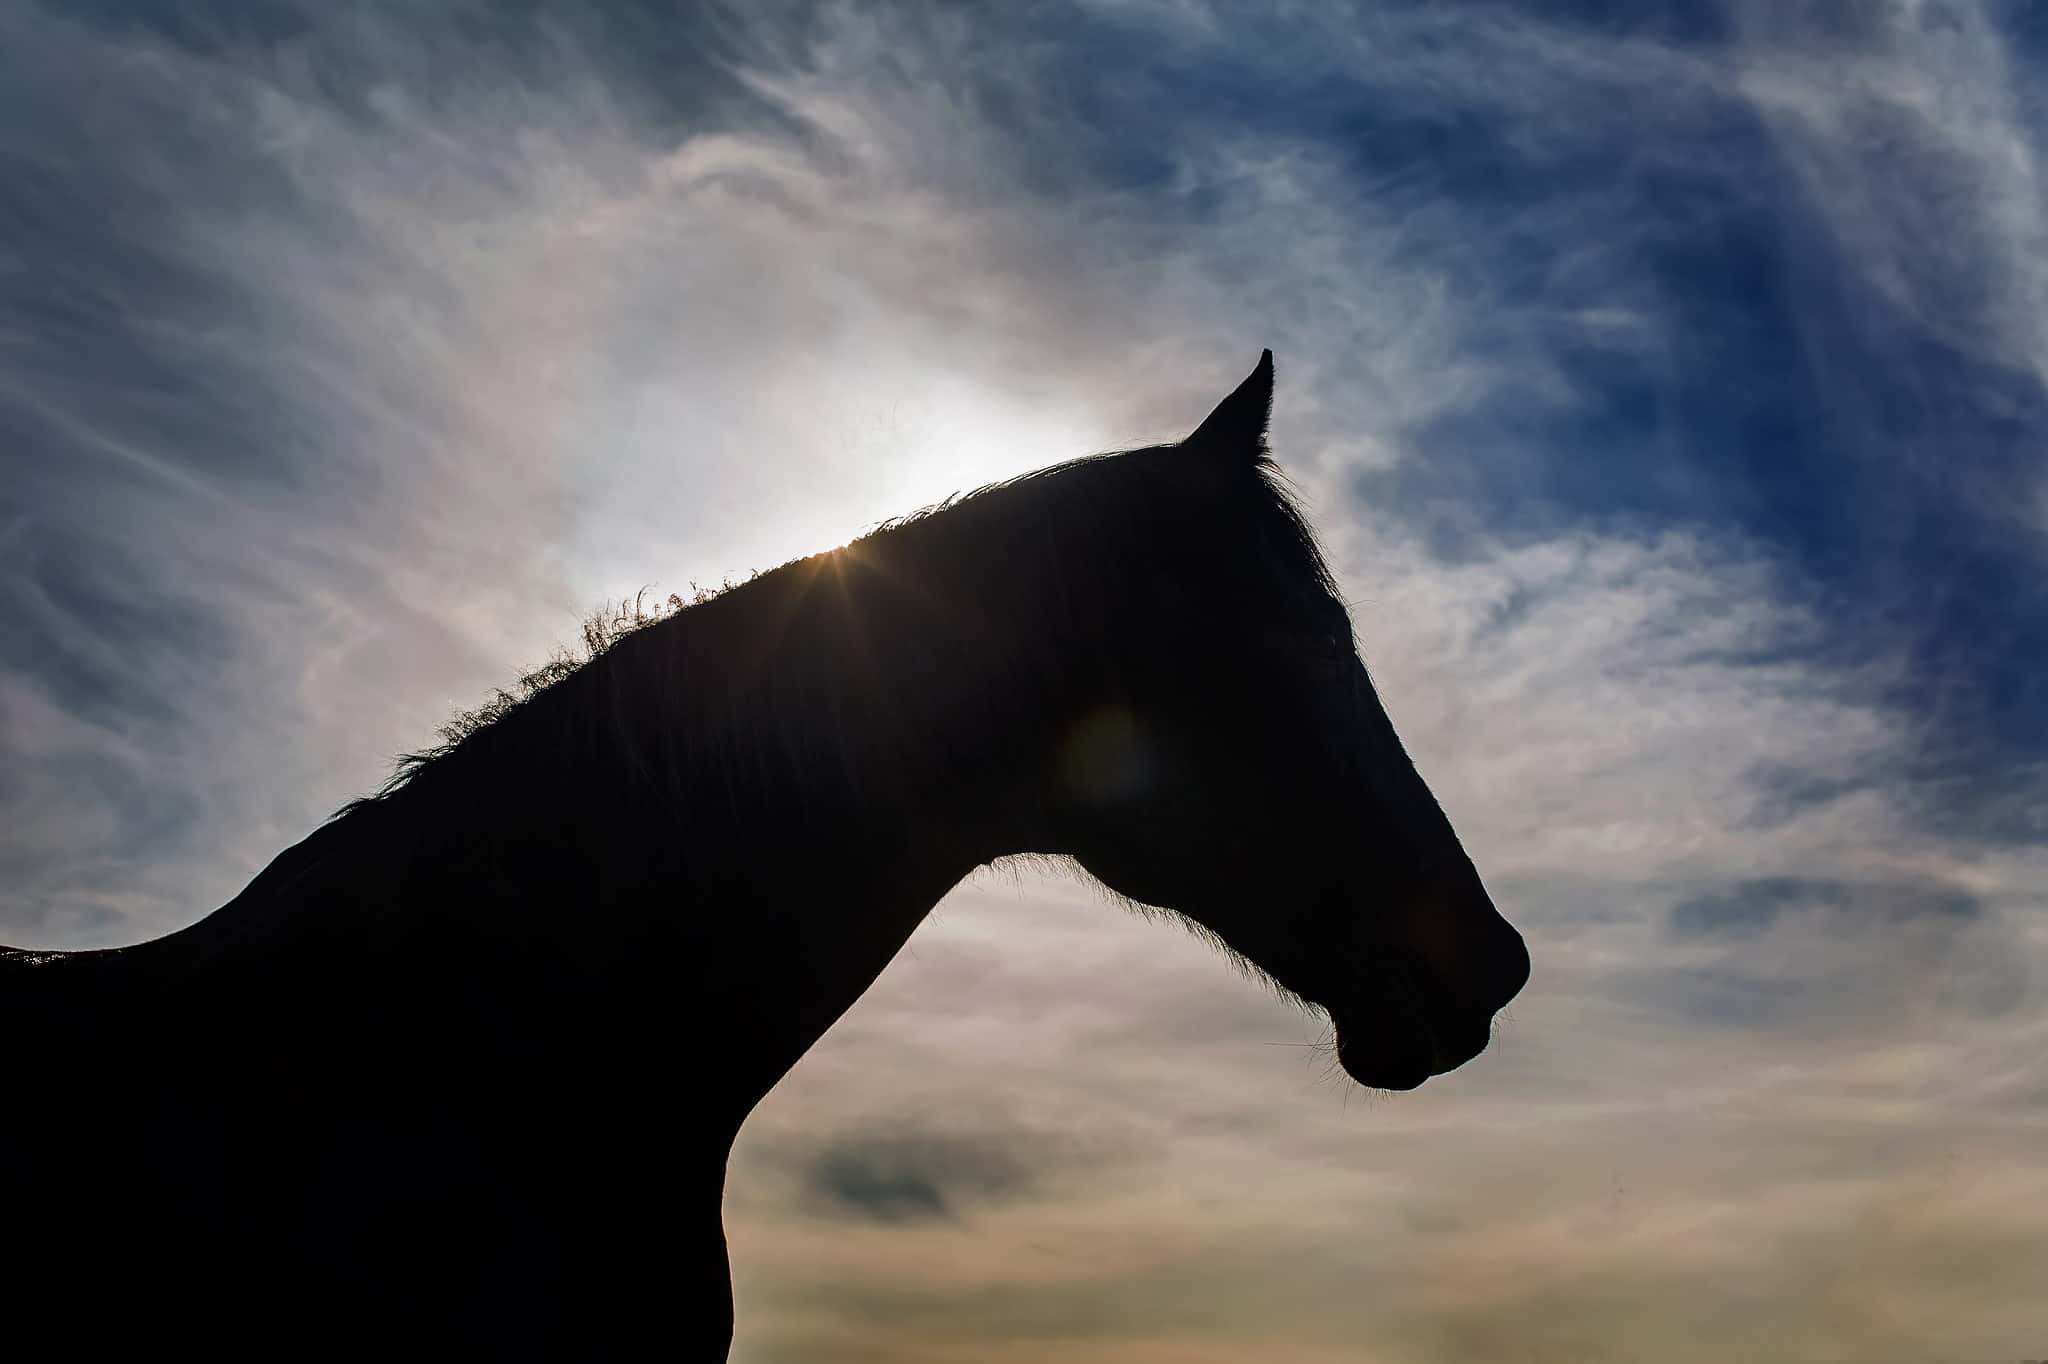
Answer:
[{"left": 1326, "top": 955, "right": 1495, "bottom": 1092}]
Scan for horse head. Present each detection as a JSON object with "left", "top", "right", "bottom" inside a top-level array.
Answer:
[{"left": 1044, "top": 352, "right": 1528, "bottom": 1090}]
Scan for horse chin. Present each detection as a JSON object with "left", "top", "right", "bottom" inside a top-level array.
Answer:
[{"left": 1330, "top": 1012, "right": 1439, "bottom": 1091}]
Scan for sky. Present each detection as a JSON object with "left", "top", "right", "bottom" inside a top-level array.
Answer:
[{"left": 4, "top": 0, "right": 2046, "bottom": 1357}]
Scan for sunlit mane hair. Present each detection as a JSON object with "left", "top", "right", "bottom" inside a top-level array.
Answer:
[
  {"left": 343, "top": 435, "right": 1341, "bottom": 843},
  {"left": 367, "top": 587, "right": 704, "bottom": 798}
]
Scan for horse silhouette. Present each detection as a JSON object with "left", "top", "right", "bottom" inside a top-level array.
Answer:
[{"left": 1, "top": 353, "right": 1527, "bottom": 1358}]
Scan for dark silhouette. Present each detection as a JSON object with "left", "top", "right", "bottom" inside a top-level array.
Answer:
[{"left": 1, "top": 353, "right": 1527, "bottom": 1358}]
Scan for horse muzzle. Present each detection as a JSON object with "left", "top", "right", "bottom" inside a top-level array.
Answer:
[{"left": 1326, "top": 918, "right": 1528, "bottom": 1091}]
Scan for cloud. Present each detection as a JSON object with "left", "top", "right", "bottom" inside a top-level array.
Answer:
[
  {"left": 747, "top": 1117, "right": 1138, "bottom": 1227},
  {"left": 804, "top": 1133, "right": 1025, "bottom": 1224},
  {"left": 1668, "top": 875, "right": 1981, "bottom": 939}
]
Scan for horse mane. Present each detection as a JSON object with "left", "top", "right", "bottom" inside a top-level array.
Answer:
[
  {"left": 340, "top": 440, "right": 1339, "bottom": 842},
  {"left": 356, "top": 587, "right": 703, "bottom": 808}
]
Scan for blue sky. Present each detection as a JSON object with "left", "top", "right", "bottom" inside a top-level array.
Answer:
[{"left": 5, "top": 2, "right": 2046, "bottom": 1358}]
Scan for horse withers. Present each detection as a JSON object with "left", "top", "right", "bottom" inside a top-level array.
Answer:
[{"left": 1, "top": 351, "right": 1526, "bottom": 1357}]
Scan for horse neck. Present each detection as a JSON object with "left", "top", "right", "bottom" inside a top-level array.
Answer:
[{"left": 599, "top": 510, "right": 1107, "bottom": 1103}]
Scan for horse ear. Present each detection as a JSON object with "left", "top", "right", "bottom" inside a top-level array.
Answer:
[{"left": 1183, "top": 349, "right": 1274, "bottom": 460}]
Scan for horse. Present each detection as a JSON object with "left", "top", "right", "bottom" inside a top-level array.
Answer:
[{"left": 1, "top": 352, "right": 1527, "bottom": 1359}]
